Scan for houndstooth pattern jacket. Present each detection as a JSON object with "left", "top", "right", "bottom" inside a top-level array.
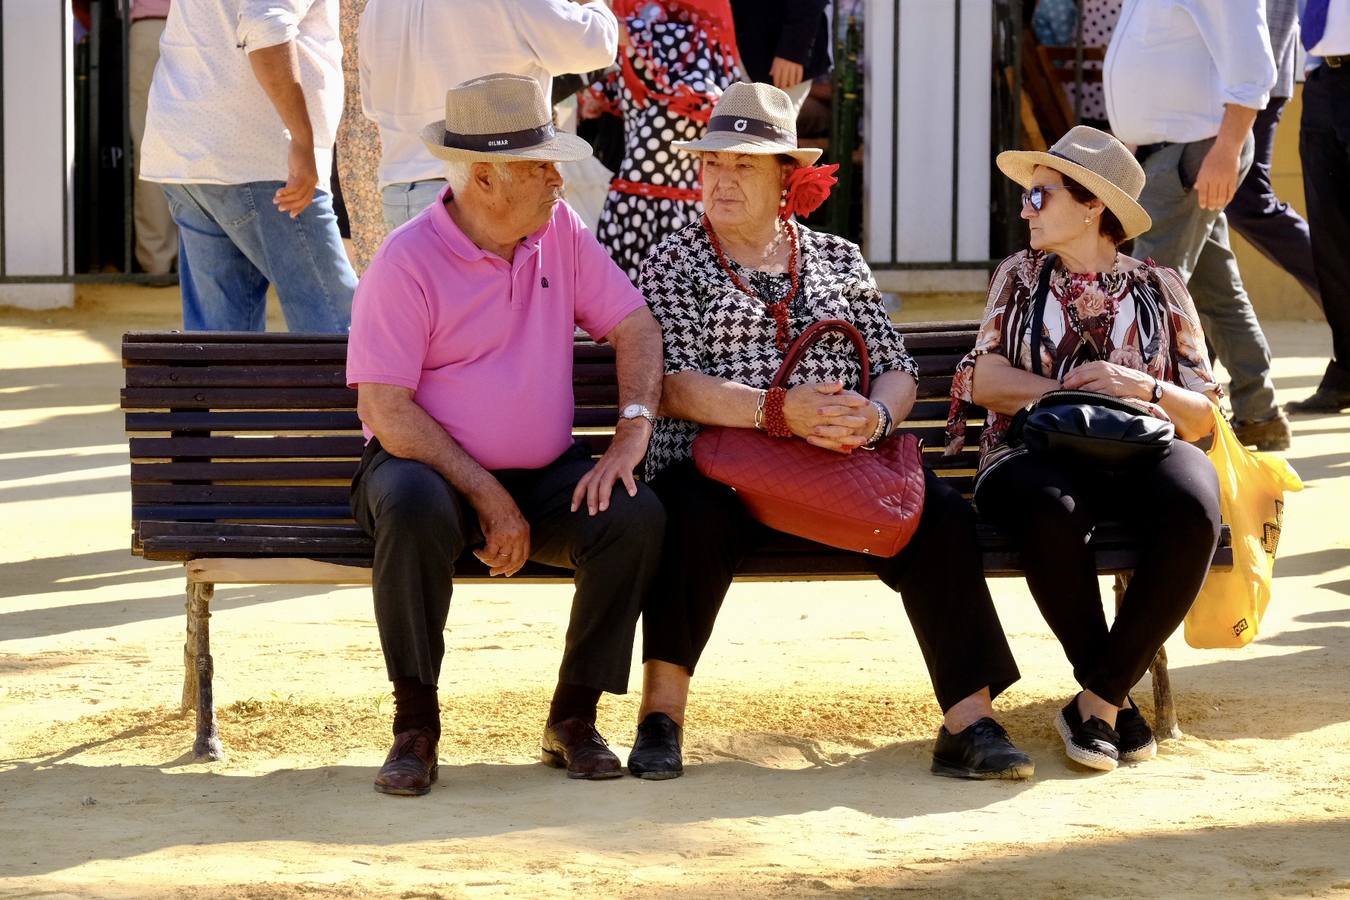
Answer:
[{"left": 639, "top": 220, "right": 919, "bottom": 480}]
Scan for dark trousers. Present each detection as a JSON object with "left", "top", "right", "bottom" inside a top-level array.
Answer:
[
  {"left": 641, "top": 461, "right": 1022, "bottom": 713},
  {"left": 975, "top": 441, "right": 1221, "bottom": 707},
  {"left": 1301, "top": 63, "right": 1350, "bottom": 390},
  {"left": 1227, "top": 97, "right": 1323, "bottom": 308},
  {"left": 350, "top": 439, "right": 665, "bottom": 695}
]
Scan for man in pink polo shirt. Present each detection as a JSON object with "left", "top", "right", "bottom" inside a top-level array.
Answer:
[{"left": 348, "top": 74, "right": 665, "bottom": 796}]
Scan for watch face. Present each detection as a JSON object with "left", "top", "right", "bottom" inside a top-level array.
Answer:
[{"left": 622, "top": 403, "right": 641, "bottom": 418}]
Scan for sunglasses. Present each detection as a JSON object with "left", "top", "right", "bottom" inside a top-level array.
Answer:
[{"left": 1021, "top": 184, "right": 1068, "bottom": 211}]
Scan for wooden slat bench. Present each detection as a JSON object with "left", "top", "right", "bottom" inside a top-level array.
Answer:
[{"left": 122, "top": 326, "right": 1232, "bottom": 760}]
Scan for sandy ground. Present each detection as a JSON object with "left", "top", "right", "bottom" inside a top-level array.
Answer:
[{"left": 1, "top": 286, "right": 1348, "bottom": 899}]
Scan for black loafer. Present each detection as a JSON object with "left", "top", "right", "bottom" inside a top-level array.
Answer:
[
  {"left": 930, "top": 717, "right": 1034, "bottom": 780},
  {"left": 1115, "top": 697, "right": 1157, "bottom": 763},
  {"left": 627, "top": 712, "right": 684, "bottom": 780},
  {"left": 1055, "top": 696, "right": 1120, "bottom": 772}
]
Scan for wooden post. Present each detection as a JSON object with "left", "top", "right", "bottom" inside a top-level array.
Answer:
[
  {"left": 183, "top": 581, "right": 224, "bottom": 761},
  {"left": 1149, "top": 644, "right": 1181, "bottom": 740},
  {"left": 1115, "top": 573, "right": 1181, "bottom": 741}
]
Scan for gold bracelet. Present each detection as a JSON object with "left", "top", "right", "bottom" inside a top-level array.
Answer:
[{"left": 754, "top": 389, "right": 768, "bottom": 430}]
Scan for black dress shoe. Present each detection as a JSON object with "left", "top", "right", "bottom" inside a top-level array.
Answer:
[
  {"left": 541, "top": 717, "right": 623, "bottom": 779},
  {"left": 930, "top": 717, "right": 1034, "bottom": 780},
  {"left": 627, "top": 712, "right": 684, "bottom": 780},
  {"left": 373, "top": 727, "right": 438, "bottom": 796},
  {"left": 1115, "top": 697, "right": 1157, "bottom": 763},
  {"left": 1287, "top": 386, "right": 1350, "bottom": 414},
  {"left": 1055, "top": 696, "right": 1120, "bottom": 772}
]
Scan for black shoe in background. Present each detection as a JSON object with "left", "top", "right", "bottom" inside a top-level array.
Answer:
[{"left": 1286, "top": 386, "right": 1350, "bottom": 414}]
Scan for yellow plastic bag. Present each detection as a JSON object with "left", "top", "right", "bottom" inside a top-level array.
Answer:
[{"left": 1185, "top": 406, "right": 1303, "bottom": 648}]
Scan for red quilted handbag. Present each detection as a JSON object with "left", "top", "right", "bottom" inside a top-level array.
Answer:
[{"left": 691, "top": 319, "right": 926, "bottom": 557}]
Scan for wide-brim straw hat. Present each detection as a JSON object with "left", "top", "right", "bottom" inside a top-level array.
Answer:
[
  {"left": 671, "top": 81, "right": 822, "bottom": 165},
  {"left": 996, "top": 125, "right": 1152, "bottom": 240},
  {"left": 419, "top": 73, "right": 593, "bottom": 164}
]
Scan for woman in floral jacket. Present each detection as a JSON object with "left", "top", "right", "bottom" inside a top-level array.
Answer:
[{"left": 947, "top": 127, "right": 1222, "bottom": 773}]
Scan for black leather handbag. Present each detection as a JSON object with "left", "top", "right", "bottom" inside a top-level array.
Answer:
[{"left": 1011, "top": 254, "right": 1174, "bottom": 468}]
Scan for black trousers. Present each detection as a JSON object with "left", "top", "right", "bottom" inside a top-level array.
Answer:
[
  {"left": 1300, "top": 63, "right": 1350, "bottom": 391},
  {"left": 641, "top": 461, "right": 1022, "bottom": 713},
  {"left": 350, "top": 439, "right": 665, "bottom": 695},
  {"left": 975, "top": 441, "right": 1221, "bottom": 707},
  {"left": 1228, "top": 96, "right": 1322, "bottom": 308}
]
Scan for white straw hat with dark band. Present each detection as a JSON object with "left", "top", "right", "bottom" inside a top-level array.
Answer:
[
  {"left": 671, "top": 81, "right": 822, "bottom": 165},
  {"left": 419, "top": 72, "right": 593, "bottom": 163},
  {"left": 996, "top": 125, "right": 1152, "bottom": 240}
]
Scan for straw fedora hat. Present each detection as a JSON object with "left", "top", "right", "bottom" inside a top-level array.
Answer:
[
  {"left": 419, "top": 73, "right": 593, "bottom": 164},
  {"left": 671, "top": 82, "right": 822, "bottom": 165},
  {"left": 996, "top": 125, "right": 1152, "bottom": 240}
]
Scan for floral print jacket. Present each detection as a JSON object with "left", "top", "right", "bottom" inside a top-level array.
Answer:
[{"left": 945, "top": 250, "right": 1219, "bottom": 471}]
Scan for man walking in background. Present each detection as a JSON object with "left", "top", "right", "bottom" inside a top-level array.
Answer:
[
  {"left": 127, "top": 0, "right": 177, "bottom": 276},
  {"left": 358, "top": 0, "right": 618, "bottom": 230},
  {"left": 140, "top": 0, "right": 356, "bottom": 332},
  {"left": 1106, "top": 0, "right": 1291, "bottom": 450},
  {"left": 729, "top": 0, "right": 830, "bottom": 112},
  {"left": 1225, "top": 0, "right": 1323, "bottom": 311},
  {"left": 1290, "top": 0, "right": 1350, "bottom": 414}
]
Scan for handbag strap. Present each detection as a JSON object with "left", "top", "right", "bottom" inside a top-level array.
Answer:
[
  {"left": 771, "top": 318, "right": 872, "bottom": 395},
  {"left": 1028, "top": 253, "right": 1058, "bottom": 378}
]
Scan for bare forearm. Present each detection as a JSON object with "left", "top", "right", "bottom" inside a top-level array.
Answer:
[
  {"left": 1156, "top": 384, "right": 1217, "bottom": 441},
  {"left": 661, "top": 371, "right": 762, "bottom": 427},
  {"left": 248, "top": 42, "right": 313, "bottom": 147},
  {"left": 359, "top": 392, "right": 501, "bottom": 504},
  {"left": 972, "top": 356, "right": 1060, "bottom": 415},
  {"left": 608, "top": 308, "right": 663, "bottom": 411},
  {"left": 869, "top": 371, "right": 917, "bottom": 422},
  {"left": 1216, "top": 103, "right": 1258, "bottom": 152}
]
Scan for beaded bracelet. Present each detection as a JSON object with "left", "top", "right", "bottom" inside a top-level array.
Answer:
[
  {"left": 762, "top": 386, "right": 792, "bottom": 437},
  {"left": 865, "top": 400, "right": 891, "bottom": 447}
]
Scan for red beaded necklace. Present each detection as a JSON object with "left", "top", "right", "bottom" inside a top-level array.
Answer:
[{"left": 702, "top": 215, "right": 800, "bottom": 351}]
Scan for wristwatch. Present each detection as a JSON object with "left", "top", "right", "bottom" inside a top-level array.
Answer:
[
  {"left": 1149, "top": 377, "right": 1164, "bottom": 404},
  {"left": 620, "top": 403, "right": 656, "bottom": 427}
]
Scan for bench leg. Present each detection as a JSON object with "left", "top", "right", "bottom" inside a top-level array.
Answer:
[
  {"left": 1114, "top": 573, "right": 1182, "bottom": 741},
  {"left": 182, "top": 580, "right": 224, "bottom": 761}
]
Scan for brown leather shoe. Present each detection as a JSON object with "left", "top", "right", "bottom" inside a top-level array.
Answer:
[
  {"left": 541, "top": 717, "right": 622, "bottom": 779},
  {"left": 1232, "top": 412, "right": 1292, "bottom": 452},
  {"left": 373, "top": 727, "right": 438, "bottom": 796}
]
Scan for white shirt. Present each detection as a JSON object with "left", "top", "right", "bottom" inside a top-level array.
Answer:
[
  {"left": 1308, "top": 0, "right": 1350, "bottom": 56},
  {"left": 359, "top": 0, "right": 618, "bottom": 188},
  {"left": 140, "top": 0, "right": 343, "bottom": 189},
  {"left": 1105, "top": 0, "right": 1277, "bottom": 146}
]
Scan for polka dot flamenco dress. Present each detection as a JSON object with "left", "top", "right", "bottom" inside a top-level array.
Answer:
[{"left": 587, "top": 3, "right": 739, "bottom": 283}]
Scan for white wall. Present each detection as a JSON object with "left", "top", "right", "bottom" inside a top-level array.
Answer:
[
  {"left": 0, "top": 0, "right": 75, "bottom": 309},
  {"left": 864, "top": 0, "right": 992, "bottom": 267}
]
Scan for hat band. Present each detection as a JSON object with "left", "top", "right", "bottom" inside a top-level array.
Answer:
[
  {"left": 707, "top": 115, "right": 795, "bottom": 146},
  {"left": 440, "top": 122, "right": 555, "bottom": 153}
]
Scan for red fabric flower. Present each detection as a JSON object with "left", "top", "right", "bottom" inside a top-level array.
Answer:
[{"left": 783, "top": 163, "right": 840, "bottom": 219}]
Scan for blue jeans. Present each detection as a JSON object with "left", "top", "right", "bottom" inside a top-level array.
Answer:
[
  {"left": 162, "top": 182, "right": 356, "bottom": 332},
  {"left": 381, "top": 179, "right": 446, "bottom": 231}
]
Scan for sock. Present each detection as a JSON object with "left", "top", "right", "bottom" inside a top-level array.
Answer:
[
  {"left": 391, "top": 677, "right": 440, "bottom": 741},
  {"left": 547, "top": 682, "right": 602, "bottom": 726}
]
